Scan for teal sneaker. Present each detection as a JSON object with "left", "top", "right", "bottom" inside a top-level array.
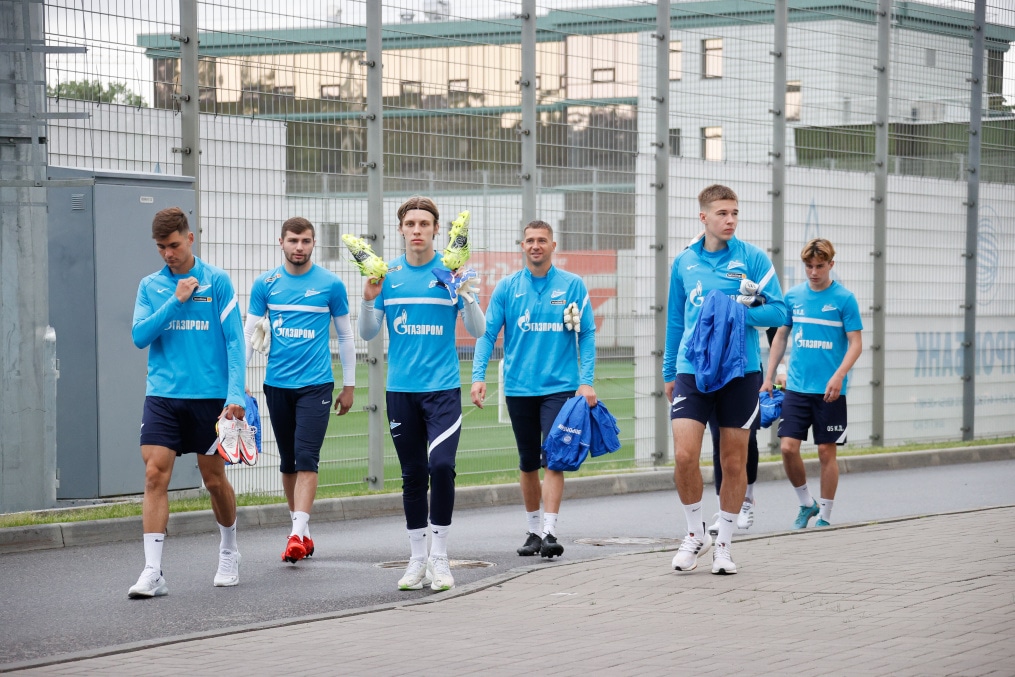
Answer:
[
  {"left": 793, "top": 502, "right": 820, "bottom": 529},
  {"left": 815, "top": 518, "right": 831, "bottom": 527}
]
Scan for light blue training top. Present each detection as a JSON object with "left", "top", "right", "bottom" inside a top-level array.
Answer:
[{"left": 783, "top": 280, "right": 863, "bottom": 395}]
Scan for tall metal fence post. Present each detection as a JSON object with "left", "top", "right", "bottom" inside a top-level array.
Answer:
[
  {"left": 178, "top": 0, "right": 200, "bottom": 244},
  {"left": 520, "top": 0, "right": 536, "bottom": 225},
  {"left": 769, "top": 0, "right": 787, "bottom": 454},
  {"left": 653, "top": 1, "right": 671, "bottom": 465},
  {"left": 871, "top": 0, "right": 891, "bottom": 447},
  {"left": 365, "top": 0, "right": 384, "bottom": 491},
  {"left": 962, "top": 0, "right": 985, "bottom": 441}
]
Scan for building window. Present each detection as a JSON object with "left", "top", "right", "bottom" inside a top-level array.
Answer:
[
  {"left": 400, "top": 81, "right": 421, "bottom": 97},
  {"left": 669, "top": 41, "right": 682, "bottom": 81},
  {"left": 668, "top": 128, "right": 681, "bottom": 156},
  {"left": 702, "top": 38, "right": 723, "bottom": 79},
  {"left": 273, "top": 86, "right": 295, "bottom": 98},
  {"left": 320, "top": 84, "right": 343, "bottom": 100},
  {"left": 448, "top": 79, "right": 469, "bottom": 93},
  {"left": 701, "top": 126, "right": 722, "bottom": 161},
  {"left": 592, "top": 68, "right": 615, "bottom": 83},
  {"left": 925, "top": 48, "right": 936, "bottom": 68},
  {"left": 786, "top": 81, "right": 801, "bottom": 122}
]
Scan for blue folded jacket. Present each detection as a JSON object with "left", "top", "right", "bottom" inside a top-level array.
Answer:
[
  {"left": 759, "top": 388, "right": 784, "bottom": 429},
  {"left": 544, "top": 396, "right": 591, "bottom": 472},
  {"left": 685, "top": 289, "right": 746, "bottom": 393}
]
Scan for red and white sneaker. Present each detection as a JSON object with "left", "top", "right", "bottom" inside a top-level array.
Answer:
[
  {"left": 216, "top": 418, "right": 242, "bottom": 464},
  {"left": 237, "top": 421, "right": 258, "bottom": 466},
  {"left": 282, "top": 534, "right": 306, "bottom": 564},
  {"left": 302, "top": 535, "right": 315, "bottom": 558}
]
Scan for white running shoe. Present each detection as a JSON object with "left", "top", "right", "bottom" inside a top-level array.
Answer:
[
  {"left": 737, "top": 500, "right": 755, "bottom": 530},
  {"left": 707, "top": 513, "right": 721, "bottom": 536},
  {"left": 237, "top": 421, "right": 258, "bottom": 466},
  {"left": 213, "top": 549, "right": 240, "bottom": 587},
  {"left": 128, "top": 566, "right": 168, "bottom": 598},
  {"left": 711, "top": 542, "right": 738, "bottom": 575},
  {"left": 428, "top": 555, "right": 455, "bottom": 591},
  {"left": 671, "top": 530, "right": 712, "bottom": 571},
  {"left": 397, "top": 558, "right": 431, "bottom": 590},
  {"left": 216, "top": 418, "right": 242, "bottom": 464}
]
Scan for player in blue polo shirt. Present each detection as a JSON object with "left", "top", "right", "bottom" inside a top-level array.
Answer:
[
  {"left": 129, "top": 207, "right": 246, "bottom": 598},
  {"left": 471, "top": 219, "right": 597, "bottom": 560},
  {"left": 245, "top": 217, "right": 356, "bottom": 565},
  {"left": 359, "top": 196, "right": 485, "bottom": 592},
  {"left": 664, "top": 184, "right": 787, "bottom": 576},
  {"left": 763, "top": 238, "right": 863, "bottom": 529}
]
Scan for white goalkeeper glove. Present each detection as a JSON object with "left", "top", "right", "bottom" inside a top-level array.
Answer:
[
  {"left": 457, "top": 273, "right": 480, "bottom": 304},
  {"left": 251, "top": 316, "right": 271, "bottom": 354},
  {"left": 739, "top": 279, "right": 759, "bottom": 296},
  {"left": 563, "top": 302, "right": 581, "bottom": 331},
  {"left": 736, "top": 278, "right": 765, "bottom": 307}
]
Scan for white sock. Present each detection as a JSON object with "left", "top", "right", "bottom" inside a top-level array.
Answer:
[
  {"left": 682, "top": 501, "right": 704, "bottom": 538},
  {"left": 526, "top": 510, "right": 541, "bottom": 535},
  {"left": 430, "top": 524, "right": 450, "bottom": 558},
  {"left": 745, "top": 483, "right": 755, "bottom": 503},
  {"left": 542, "top": 513, "right": 558, "bottom": 538},
  {"left": 818, "top": 498, "right": 834, "bottom": 522},
  {"left": 218, "top": 521, "right": 238, "bottom": 552},
  {"left": 716, "top": 510, "right": 736, "bottom": 547},
  {"left": 291, "top": 511, "right": 310, "bottom": 539},
  {"left": 290, "top": 511, "right": 311, "bottom": 539},
  {"left": 143, "top": 533, "right": 165, "bottom": 571},
  {"left": 408, "top": 527, "right": 427, "bottom": 561},
  {"left": 793, "top": 483, "right": 815, "bottom": 508}
]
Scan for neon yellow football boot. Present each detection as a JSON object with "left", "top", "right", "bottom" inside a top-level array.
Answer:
[
  {"left": 342, "top": 234, "right": 388, "bottom": 279},
  {"left": 441, "top": 210, "right": 471, "bottom": 271}
]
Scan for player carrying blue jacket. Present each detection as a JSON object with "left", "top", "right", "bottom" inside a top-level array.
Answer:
[
  {"left": 664, "top": 184, "right": 787, "bottom": 576},
  {"left": 471, "top": 220, "right": 597, "bottom": 560},
  {"left": 359, "top": 196, "right": 485, "bottom": 592},
  {"left": 128, "top": 207, "right": 246, "bottom": 598},
  {"left": 763, "top": 238, "right": 863, "bottom": 530}
]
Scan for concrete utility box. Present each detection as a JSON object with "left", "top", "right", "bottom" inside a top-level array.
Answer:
[{"left": 48, "top": 167, "right": 202, "bottom": 498}]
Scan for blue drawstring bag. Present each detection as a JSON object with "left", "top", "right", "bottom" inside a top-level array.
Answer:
[
  {"left": 543, "top": 396, "right": 591, "bottom": 472},
  {"left": 244, "top": 392, "right": 262, "bottom": 453},
  {"left": 589, "top": 401, "right": 621, "bottom": 457},
  {"left": 759, "top": 389, "right": 784, "bottom": 429}
]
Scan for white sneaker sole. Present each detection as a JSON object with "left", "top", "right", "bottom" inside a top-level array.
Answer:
[{"left": 128, "top": 582, "right": 168, "bottom": 598}]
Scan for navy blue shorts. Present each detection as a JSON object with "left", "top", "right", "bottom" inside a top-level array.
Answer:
[
  {"left": 140, "top": 396, "right": 223, "bottom": 456},
  {"left": 505, "top": 391, "right": 573, "bottom": 473},
  {"left": 264, "top": 382, "right": 333, "bottom": 474},
  {"left": 670, "top": 372, "right": 762, "bottom": 429},
  {"left": 778, "top": 390, "right": 848, "bottom": 445},
  {"left": 386, "top": 389, "right": 462, "bottom": 530}
]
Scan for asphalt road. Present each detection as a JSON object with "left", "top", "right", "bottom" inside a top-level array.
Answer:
[{"left": 2, "top": 460, "right": 1014, "bottom": 667}]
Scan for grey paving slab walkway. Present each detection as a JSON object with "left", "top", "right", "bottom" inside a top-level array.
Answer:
[{"left": 10, "top": 506, "right": 1014, "bottom": 676}]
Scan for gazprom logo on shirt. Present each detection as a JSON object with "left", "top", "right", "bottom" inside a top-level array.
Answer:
[
  {"left": 272, "top": 316, "right": 316, "bottom": 340},
  {"left": 166, "top": 320, "right": 209, "bottom": 331},
  {"left": 795, "top": 327, "right": 833, "bottom": 350},
  {"left": 516, "top": 308, "right": 563, "bottom": 333},
  {"left": 688, "top": 280, "right": 705, "bottom": 308},
  {"left": 393, "top": 308, "right": 444, "bottom": 336}
]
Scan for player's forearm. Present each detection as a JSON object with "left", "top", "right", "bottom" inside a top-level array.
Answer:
[
  {"left": 766, "top": 330, "right": 789, "bottom": 381},
  {"left": 461, "top": 298, "right": 485, "bottom": 338},
  {"left": 333, "top": 314, "right": 357, "bottom": 387},
  {"left": 833, "top": 333, "right": 863, "bottom": 382},
  {"left": 358, "top": 300, "right": 383, "bottom": 341},
  {"left": 132, "top": 296, "right": 183, "bottom": 349}
]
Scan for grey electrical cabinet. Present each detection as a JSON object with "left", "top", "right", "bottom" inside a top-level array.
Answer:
[{"left": 48, "top": 167, "right": 202, "bottom": 498}]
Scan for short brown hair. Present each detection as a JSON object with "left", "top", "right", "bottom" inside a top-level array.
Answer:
[
  {"left": 801, "top": 238, "right": 835, "bottom": 263},
  {"left": 397, "top": 196, "right": 439, "bottom": 226},
  {"left": 698, "top": 184, "right": 738, "bottom": 210},
  {"left": 151, "top": 207, "right": 189, "bottom": 240},
  {"left": 281, "top": 216, "right": 315, "bottom": 239},
  {"left": 523, "top": 220, "right": 554, "bottom": 239}
]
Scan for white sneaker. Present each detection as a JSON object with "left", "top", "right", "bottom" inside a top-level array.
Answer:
[
  {"left": 737, "top": 500, "right": 755, "bottom": 530},
  {"left": 711, "top": 542, "right": 738, "bottom": 575},
  {"left": 707, "top": 513, "right": 721, "bottom": 536},
  {"left": 237, "top": 421, "right": 258, "bottom": 466},
  {"left": 671, "top": 530, "right": 712, "bottom": 571},
  {"left": 128, "top": 566, "right": 168, "bottom": 598},
  {"left": 213, "top": 549, "right": 240, "bottom": 587},
  {"left": 428, "top": 555, "right": 455, "bottom": 591},
  {"left": 397, "top": 558, "right": 431, "bottom": 590},
  {"left": 216, "top": 418, "right": 242, "bottom": 464}
]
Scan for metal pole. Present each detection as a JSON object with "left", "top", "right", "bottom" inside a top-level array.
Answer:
[
  {"left": 871, "top": 0, "right": 891, "bottom": 447},
  {"left": 520, "top": 0, "right": 536, "bottom": 225},
  {"left": 365, "top": 0, "right": 384, "bottom": 491},
  {"left": 962, "top": 0, "right": 985, "bottom": 441},
  {"left": 653, "top": 0, "right": 671, "bottom": 465},
  {"left": 769, "top": 0, "right": 787, "bottom": 454},
  {"left": 591, "top": 167, "right": 599, "bottom": 249},
  {"left": 178, "top": 0, "right": 201, "bottom": 247}
]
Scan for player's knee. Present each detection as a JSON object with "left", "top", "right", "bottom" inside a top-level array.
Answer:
[{"left": 429, "top": 456, "right": 456, "bottom": 483}]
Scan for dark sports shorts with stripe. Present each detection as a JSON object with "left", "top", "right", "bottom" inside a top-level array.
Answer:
[
  {"left": 505, "top": 391, "right": 574, "bottom": 473},
  {"left": 140, "top": 396, "right": 223, "bottom": 456},
  {"left": 777, "top": 389, "right": 848, "bottom": 445},
  {"left": 670, "top": 372, "right": 762, "bottom": 430},
  {"left": 264, "top": 382, "right": 334, "bottom": 474}
]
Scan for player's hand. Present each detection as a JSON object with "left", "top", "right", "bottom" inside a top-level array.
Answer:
[
  {"left": 175, "top": 277, "right": 199, "bottom": 303},
  {"left": 775, "top": 372, "right": 787, "bottom": 389},
  {"left": 760, "top": 377, "right": 774, "bottom": 394},
  {"left": 457, "top": 270, "right": 480, "bottom": 304},
  {"left": 222, "top": 403, "right": 246, "bottom": 420},
  {"left": 664, "top": 380, "right": 675, "bottom": 404},
  {"left": 470, "top": 381, "right": 486, "bottom": 408},
  {"left": 564, "top": 302, "right": 581, "bottom": 331},
  {"left": 577, "top": 384, "right": 597, "bottom": 408},
  {"left": 362, "top": 277, "right": 382, "bottom": 302},
  {"left": 824, "top": 375, "right": 844, "bottom": 402},
  {"left": 334, "top": 385, "right": 354, "bottom": 416}
]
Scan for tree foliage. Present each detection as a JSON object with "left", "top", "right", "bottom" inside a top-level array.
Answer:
[{"left": 47, "top": 80, "right": 147, "bottom": 107}]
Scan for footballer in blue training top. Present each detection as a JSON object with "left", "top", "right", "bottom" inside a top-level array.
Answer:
[{"left": 763, "top": 238, "right": 863, "bottom": 531}]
